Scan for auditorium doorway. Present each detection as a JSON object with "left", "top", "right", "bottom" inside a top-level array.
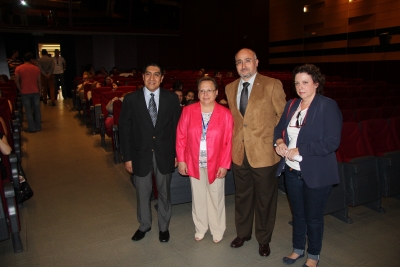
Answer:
[{"left": 37, "top": 43, "right": 65, "bottom": 100}]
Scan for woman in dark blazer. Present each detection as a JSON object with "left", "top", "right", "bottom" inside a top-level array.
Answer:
[{"left": 274, "top": 64, "right": 342, "bottom": 267}]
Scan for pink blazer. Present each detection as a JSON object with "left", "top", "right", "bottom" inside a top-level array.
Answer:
[{"left": 176, "top": 102, "right": 234, "bottom": 184}]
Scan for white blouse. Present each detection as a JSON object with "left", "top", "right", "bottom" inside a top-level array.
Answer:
[{"left": 286, "top": 106, "right": 308, "bottom": 171}]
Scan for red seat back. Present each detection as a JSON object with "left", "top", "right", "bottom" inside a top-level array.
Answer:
[
  {"left": 118, "top": 86, "right": 136, "bottom": 94},
  {"left": 376, "top": 106, "right": 397, "bottom": 119},
  {"left": 92, "top": 87, "right": 112, "bottom": 106},
  {"left": 100, "top": 91, "right": 124, "bottom": 118},
  {"left": 337, "top": 122, "right": 372, "bottom": 162},
  {"left": 353, "top": 97, "right": 375, "bottom": 109},
  {"left": 341, "top": 109, "right": 355, "bottom": 122},
  {"left": 354, "top": 108, "right": 377, "bottom": 122},
  {"left": 335, "top": 98, "right": 354, "bottom": 110},
  {"left": 359, "top": 119, "right": 399, "bottom": 156},
  {"left": 388, "top": 117, "right": 400, "bottom": 149}
]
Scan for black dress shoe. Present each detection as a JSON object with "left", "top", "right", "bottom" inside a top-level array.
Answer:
[
  {"left": 230, "top": 236, "right": 251, "bottom": 248},
  {"left": 131, "top": 228, "right": 151, "bottom": 241},
  {"left": 283, "top": 253, "right": 304, "bottom": 264},
  {"left": 159, "top": 230, "right": 170, "bottom": 242},
  {"left": 259, "top": 243, "right": 271, "bottom": 257}
]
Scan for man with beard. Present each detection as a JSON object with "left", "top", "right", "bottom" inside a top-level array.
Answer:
[{"left": 225, "top": 48, "right": 286, "bottom": 257}]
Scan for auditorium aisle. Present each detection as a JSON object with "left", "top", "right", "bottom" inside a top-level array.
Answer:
[{"left": 1, "top": 99, "right": 400, "bottom": 267}]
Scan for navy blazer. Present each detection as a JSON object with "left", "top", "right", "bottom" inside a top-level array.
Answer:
[
  {"left": 119, "top": 88, "right": 181, "bottom": 177},
  {"left": 273, "top": 94, "right": 342, "bottom": 188}
]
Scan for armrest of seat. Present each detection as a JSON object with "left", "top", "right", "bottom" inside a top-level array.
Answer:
[
  {"left": 99, "top": 113, "right": 105, "bottom": 147},
  {"left": 112, "top": 124, "right": 119, "bottom": 164},
  {"left": 12, "top": 132, "right": 21, "bottom": 163},
  {"left": 381, "top": 151, "right": 400, "bottom": 166},
  {"left": 3, "top": 180, "right": 23, "bottom": 253},
  {"left": 94, "top": 104, "right": 102, "bottom": 128},
  {"left": 3, "top": 181, "right": 15, "bottom": 198},
  {"left": 9, "top": 154, "right": 20, "bottom": 190}
]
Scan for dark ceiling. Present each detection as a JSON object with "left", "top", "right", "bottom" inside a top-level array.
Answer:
[{"left": 0, "top": 0, "right": 182, "bottom": 34}]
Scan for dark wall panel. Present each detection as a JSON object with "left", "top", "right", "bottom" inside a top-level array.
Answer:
[
  {"left": 114, "top": 35, "right": 138, "bottom": 71},
  {"left": 74, "top": 35, "right": 93, "bottom": 76}
]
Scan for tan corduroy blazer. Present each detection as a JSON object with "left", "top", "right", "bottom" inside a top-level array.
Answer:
[{"left": 225, "top": 73, "right": 286, "bottom": 168}]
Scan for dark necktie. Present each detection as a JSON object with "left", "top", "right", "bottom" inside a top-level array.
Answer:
[
  {"left": 148, "top": 93, "right": 157, "bottom": 127},
  {"left": 240, "top": 82, "right": 250, "bottom": 116}
]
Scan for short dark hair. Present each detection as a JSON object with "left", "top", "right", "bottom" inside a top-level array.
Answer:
[
  {"left": 143, "top": 62, "right": 164, "bottom": 76},
  {"left": 292, "top": 64, "right": 325, "bottom": 94},
  {"left": 185, "top": 89, "right": 195, "bottom": 96},
  {"left": 197, "top": 76, "right": 218, "bottom": 90},
  {"left": 23, "top": 52, "right": 33, "bottom": 62},
  {"left": 41, "top": 49, "right": 48, "bottom": 55}
]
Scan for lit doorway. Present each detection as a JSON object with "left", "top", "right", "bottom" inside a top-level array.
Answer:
[{"left": 38, "top": 43, "right": 65, "bottom": 100}]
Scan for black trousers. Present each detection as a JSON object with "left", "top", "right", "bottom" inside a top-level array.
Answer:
[{"left": 232, "top": 151, "right": 279, "bottom": 244}]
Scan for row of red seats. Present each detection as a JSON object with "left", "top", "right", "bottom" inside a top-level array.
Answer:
[
  {"left": 336, "top": 118, "right": 400, "bottom": 211},
  {"left": 335, "top": 97, "right": 400, "bottom": 110},
  {"left": 0, "top": 81, "right": 24, "bottom": 253},
  {"left": 342, "top": 107, "right": 400, "bottom": 122}
]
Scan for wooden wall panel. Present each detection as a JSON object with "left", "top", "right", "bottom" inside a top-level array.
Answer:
[{"left": 269, "top": 0, "right": 400, "bottom": 76}]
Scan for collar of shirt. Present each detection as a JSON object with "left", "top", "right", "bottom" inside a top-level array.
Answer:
[
  {"left": 143, "top": 87, "right": 160, "bottom": 111},
  {"left": 236, "top": 72, "right": 257, "bottom": 108}
]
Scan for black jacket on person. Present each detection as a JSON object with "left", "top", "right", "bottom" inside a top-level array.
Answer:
[{"left": 119, "top": 88, "right": 181, "bottom": 176}]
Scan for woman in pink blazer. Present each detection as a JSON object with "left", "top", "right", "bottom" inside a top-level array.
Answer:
[{"left": 176, "top": 76, "right": 233, "bottom": 243}]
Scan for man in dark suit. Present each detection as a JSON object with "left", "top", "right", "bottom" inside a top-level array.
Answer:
[
  {"left": 225, "top": 48, "right": 286, "bottom": 256},
  {"left": 119, "top": 62, "right": 181, "bottom": 243}
]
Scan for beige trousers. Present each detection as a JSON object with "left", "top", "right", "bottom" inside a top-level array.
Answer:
[{"left": 190, "top": 168, "right": 226, "bottom": 239}]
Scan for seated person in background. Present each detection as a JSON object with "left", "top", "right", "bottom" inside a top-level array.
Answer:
[
  {"left": 84, "top": 64, "right": 95, "bottom": 78},
  {"left": 119, "top": 69, "right": 137, "bottom": 77},
  {"left": 104, "top": 93, "right": 129, "bottom": 136},
  {"left": 172, "top": 80, "right": 183, "bottom": 90},
  {"left": 214, "top": 71, "right": 222, "bottom": 81},
  {"left": 86, "top": 76, "right": 118, "bottom": 105},
  {"left": 96, "top": 67, "right": 108, "bottom": 77},
  {"left": 0, "top": 117, "right": 12, "bottom": 180},
  {"left": 182, "top": 89, "right": 195, "bottom": 105},
  {"left": 103, "top": 75, "right": 118, "bottom": 89},
  {"left": 174, "top": 89, "right": 184, "bottom": 106},
  {"left": 0, "top": 74, "right": 9, "bottom": 83},
  {"left": 109, "top": 67, "right": 119, "bottom": 77},
  {"left": 226, "top": 71, "right": 233, "bottom": 77},
  {"left": 77, "top": 72, "right": 92, "bottom": 102}
]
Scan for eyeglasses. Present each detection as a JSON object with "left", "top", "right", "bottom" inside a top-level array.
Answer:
[
  {"left": 289, "top": 110, "right": 307, "bottom": 128},
  {"left": 199, "top": 89, "right": 216, "bottom": 95},
  {"left": 235, "top": 58, "right": 255, "bottom": 66}
]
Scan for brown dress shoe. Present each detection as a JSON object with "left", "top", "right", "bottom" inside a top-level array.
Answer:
[
  {"left": 259, "top": 243, "right": 271, "bottom": 257},
  {"left": 230, "top": 236, "right": 251, "bottom": 248}
]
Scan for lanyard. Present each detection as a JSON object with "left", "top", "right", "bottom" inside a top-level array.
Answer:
[{"left": 201, "top": 114, "right": 211, "bottom": 138}]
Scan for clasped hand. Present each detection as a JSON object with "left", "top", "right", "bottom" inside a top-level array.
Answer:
[{"left": 275, "top": 143, "right": 299, "bottom": 161}]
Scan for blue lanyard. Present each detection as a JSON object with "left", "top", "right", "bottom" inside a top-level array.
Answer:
[{"left": 201, "top": 114, "right": 210, "bottom": 137}]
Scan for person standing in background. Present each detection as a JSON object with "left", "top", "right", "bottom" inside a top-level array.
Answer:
[
  {"left": 38, "top": 49, "right": 55, "bottom": 106},
  {"left": 7, "top": 50, "right": 21, "bottom": 80},
  {"left": 53, "top": 49, "right": 67, "bottom": 99},
  {"left": 15, "top": 52, "right": 42, "bottom": 133}
]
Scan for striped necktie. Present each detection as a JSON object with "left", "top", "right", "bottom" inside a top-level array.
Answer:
[{"left": 148, "top": 93, "right": 157, "bottom": 127}]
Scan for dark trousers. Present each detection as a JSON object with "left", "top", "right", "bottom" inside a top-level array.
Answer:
[
  {"left": 232, "top": 151, "right": 279, "bottom": 244},
  {"left": 134, "top": 153, "right": 172, "bottom": 232},
  {"left": 21, "top": 93, "right": 41, "bottom": 131},
  {"left": 41, "top": 74, "right": 55, "bottom": 102},
  {"left": 284, "top": 165, "right": 332, "bottom": 256},
  {"left": 54, "top": 73, "right": 67, "bottom": 98}
]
